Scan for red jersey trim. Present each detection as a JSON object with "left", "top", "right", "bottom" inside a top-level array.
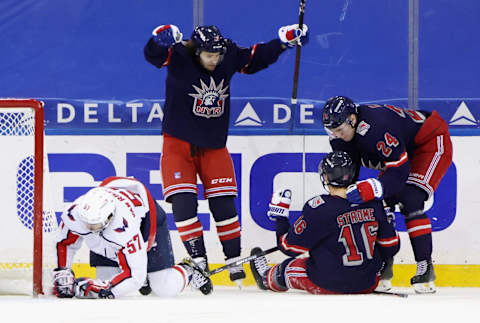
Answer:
[
  {"left": 110, "top": 249, "right": 132, "bottom": 287},
  {"left": 280, "top": 233, "right": 309, "bottom": 254},
  {"left": 56, "top": 230, "right": 80, "bottom": 268},
  {"left": 384, "top": 151, "right": 408, "bottom": 169}
]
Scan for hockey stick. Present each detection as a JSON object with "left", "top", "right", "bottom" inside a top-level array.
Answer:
[
  {"left": 373, "top": 290, "right": 409, "bottom": 298},
  {"left": 291, "top": 0, "right": 306, "bottom": 105},
  {"left": 207, "top": 246, "right": 279, "bottom": 276}
]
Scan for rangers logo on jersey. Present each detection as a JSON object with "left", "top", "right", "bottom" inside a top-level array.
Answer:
[
  {"left": 188, "top": 77, "right": 229, "bottom": 119},
  {"left": 308, "top": 196, "right": 325, "bottom": 208},
  {"left": 356, "top": 120, "right": 370, "bottom": 136}
]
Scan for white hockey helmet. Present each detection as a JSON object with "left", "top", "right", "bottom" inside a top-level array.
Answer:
[{"left": 77, "top": 187, "right": 116, "bottom": 232}]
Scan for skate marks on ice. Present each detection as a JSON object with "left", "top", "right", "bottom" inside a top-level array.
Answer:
[{"left": 0, "top": 287, "right": 479, "bottom": 323}]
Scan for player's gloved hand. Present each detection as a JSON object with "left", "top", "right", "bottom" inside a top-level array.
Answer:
[
  {"left": 267, "top": 189, "right": 292, "bottom": 220},
  {"left": 52, "top": 267, "right": 76, "bottom": 298},
  {"left": 75, "top": 278, "right": 115, "bottom": 299},
  {"left": 152, "top": 24, "right": 183, "bottom": 46},
  {"left": 278, "top": 24, "right": 309, "bottom": 48},
  {"left": 346, "top": 178, "right": 384, "bottom": 204}
]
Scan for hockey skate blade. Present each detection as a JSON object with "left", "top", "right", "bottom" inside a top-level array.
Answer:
[
  {"left": 413, "top": 281, "right": 436, "bottom": 294},
  {"left": 374, "top": 279, "right": 392, "bottom": 292},
  {"left": 232, "top": 279, "right": 244, "bottom": 289}
]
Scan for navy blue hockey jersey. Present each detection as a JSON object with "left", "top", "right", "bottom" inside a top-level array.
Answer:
[
  {"left": 330, "top": 104, "right": 431, "bottom": 198},
  {"left": 144, "top": 38, "right": 285, "bottom": 148},
  {"left": 276, "top": 194, "right": 399, "bottom": 293}
]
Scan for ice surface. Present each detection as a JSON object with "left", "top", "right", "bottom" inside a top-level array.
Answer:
[{"left": 0, "top": 287, "right": 479, "bottom": 323}]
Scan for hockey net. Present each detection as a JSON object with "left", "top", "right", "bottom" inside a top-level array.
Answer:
[{"left": 0, "top": 99, "right": 58, "bottom": 295}]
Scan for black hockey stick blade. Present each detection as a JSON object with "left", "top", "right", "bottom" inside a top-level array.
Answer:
[
  {"left": 373, "top": 290, "right": 409, "bottom": 298},
  {"left": 207, "top": 246, "right": 279, "bottom": 276}
]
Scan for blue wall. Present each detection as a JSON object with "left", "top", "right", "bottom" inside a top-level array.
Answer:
[{"left": 1, "top": 0, "right": 479, "bottom": 129}]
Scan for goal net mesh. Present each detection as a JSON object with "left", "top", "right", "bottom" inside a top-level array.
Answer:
[{"left": 0, "top": 101, "right": 57, "bottom": 295}]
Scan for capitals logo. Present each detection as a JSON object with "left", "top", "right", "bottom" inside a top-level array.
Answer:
[{"left": 188, "top": 77, "right": 229, "bottom": 118}]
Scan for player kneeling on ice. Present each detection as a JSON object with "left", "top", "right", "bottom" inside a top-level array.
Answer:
[
  {"left": 250, "top": 151, "right": 400, "bottom": 295},
  {"left": 53, "top": 176, "right": 212, "bottom": 299}
]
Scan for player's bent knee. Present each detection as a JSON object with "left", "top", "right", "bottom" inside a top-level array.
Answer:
[{"left": 149, "top": 268, "right": 185, "bottom": 297}]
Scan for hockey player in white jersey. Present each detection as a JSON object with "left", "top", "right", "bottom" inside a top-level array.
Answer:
[{"left": 52, "top": 176, "right": 212, "bottom": 298}]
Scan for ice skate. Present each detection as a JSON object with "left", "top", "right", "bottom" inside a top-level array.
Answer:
[
  {"left": 375, "top": 258, "right": 393, "bottom": 292},
  {"left": 411, "top": 260, "right": 436, "bottom": 294}
]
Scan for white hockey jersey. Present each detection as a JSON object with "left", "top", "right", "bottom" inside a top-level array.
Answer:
[{"left": 56, "top": 177, "right": 158, "bottom": 297}]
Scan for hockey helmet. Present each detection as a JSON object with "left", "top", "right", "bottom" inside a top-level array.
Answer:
[
  {"left": 322, "top": 96, "right": 357, "bottom": 129},
  {"left": 190, "top": 25, "right": 227, "bottom": 55},
  {"left": 77, "top": 187, "right": 115, "bottom": 232},
  {"left": 319, "top": 151, "right": 356, "bottom": 188}
]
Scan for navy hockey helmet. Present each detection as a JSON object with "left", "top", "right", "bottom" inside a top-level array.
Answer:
[
  {"left": 319, "top": 151, "right": 356, "bottom": 188},
  {"left": 190, "top": 25, "right": 227, "bottom": 55},
  {"left": 322, "top": 96, "right": 357, "bottom": 129}
]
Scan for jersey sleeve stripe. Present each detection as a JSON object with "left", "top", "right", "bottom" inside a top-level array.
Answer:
[
  {"left": 280, "top": 233, "right": 309, "bottom": 254},
  {"left": 240, "top": 44, "right": 258, "bottom": 74},
  {"left": 56, "top": 230, "right": 80, "bottom": 268},
  {"left": 144, "top": 187, "right": 157, "bottom": 251},
  {"left": 110, "top": 249, "right": 132, "bottom": 287},
  {"left": 377, "top": 234, "right": 400, "bottom": 247},
  {"left": 162, "top": 47, "right": 173, "bottom": 67},
  {"left": 384, "top": 151, "right": 408, "bottom": 168}
]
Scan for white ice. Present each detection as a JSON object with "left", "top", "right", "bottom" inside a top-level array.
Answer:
[{"left": 1, "top": 287, "right": 479, "bottom": 323}]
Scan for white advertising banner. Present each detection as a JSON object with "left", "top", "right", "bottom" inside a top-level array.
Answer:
[{"left": 0, "top": 135, "right": 463, "bottom": 267}]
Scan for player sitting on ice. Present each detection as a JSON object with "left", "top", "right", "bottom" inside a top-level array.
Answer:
[
  {"left": 52, "top": 176, "right": 212, "bottom": 299},
  {"left": 322, "top": 96, "right": 453, "bottom": 293},
  {"left": 250, "top": 151, "right": 400, "bottom": 295}
]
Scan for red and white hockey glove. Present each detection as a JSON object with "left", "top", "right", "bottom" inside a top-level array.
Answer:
[
  {"left": 152, "top": 24, "right": 183, "bottom": 46},
  {"left": 346, "top": 178, "right": 384, "bottom": 204},
  {"left": 278, "top": 24, "right": 309, "bottom": 48},
  {"left": 75, "top": 278, "right": 114, "bottom": 299},
  {"left": 267, "top": 189, "right": 292, "bottom": 220},
  {"left": 52, "top": 267, "right": 76, "bottom": 298}
]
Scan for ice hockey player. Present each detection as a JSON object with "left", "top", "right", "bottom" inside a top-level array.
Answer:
[
  {"left": 321, "top": 96, "right": 453, "bottom": 293},
  {"left": 52, "top": 176, "right": 212, "bottom": 299},
  {"left": 250, "top": 151, "right": 400, "bottom": 295},
  {"left": 143, "top": 23, "right": 309, "bottom": 285}
]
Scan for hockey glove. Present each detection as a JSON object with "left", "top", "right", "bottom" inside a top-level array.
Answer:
[
  {"left": 267, "top": 189, "right": 292, "bottom": 220},
  {"left": 278, "top": 24, "right": 309, "bottom": 48},
  {"left": 179, "top": 258, "right": 213, "bottom": 295},
  {"left": 75, "top": 278, "right": 115, "bottom": 299},
  {"left": 152, "top": 24, "right": 183, "bottom": 47},
  {"left": 52, "top": 267, "right": 76, "bottom": 298},
  {"left": 346, "top": 178, "right": 384, "bottom": 204}
]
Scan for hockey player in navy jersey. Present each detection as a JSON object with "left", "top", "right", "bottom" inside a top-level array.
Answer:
[
  {"left": 321, "top": 96, "right": 453, "bottom": 293},
  {"left": 52, "top": 177, "right": 213, "bottom": 298},
  {"left": 250, "top": 151, "right": 399, "bottom": 294},
  {"left": 144, "top": 24, "right": 309, "bottom": 284}
]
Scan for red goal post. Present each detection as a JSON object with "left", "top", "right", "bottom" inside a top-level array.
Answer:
[{"left": 0, "top": 99, "right": 52, "bottom": 296}]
